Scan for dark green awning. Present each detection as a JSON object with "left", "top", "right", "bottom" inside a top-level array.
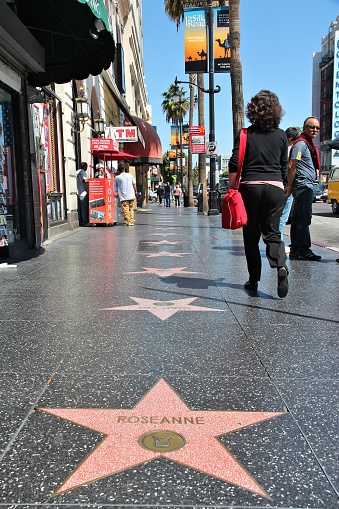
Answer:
[{"left": 15, "top": 0, "right": 115, "bottom": 86}]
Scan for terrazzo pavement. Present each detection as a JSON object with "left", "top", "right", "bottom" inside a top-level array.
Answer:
[{"left": 0, "top": 203, "right": 338, "bottom": 509}]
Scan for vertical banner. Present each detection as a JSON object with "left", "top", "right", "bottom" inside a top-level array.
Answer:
[
  {"left": 184, "top": 7, "right": 208, "bottom": 74},
  {"left": 214, "top": 6, "right": 231, "bottom": 73},
  {"left": 332, "top": 31, "right": 339, "bottom": 162},
  {"left": 171, "top": 125, "right": 188, "bottom": 151}
]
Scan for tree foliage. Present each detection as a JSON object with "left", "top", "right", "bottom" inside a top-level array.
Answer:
[{"left": 161, "top": 84, "right": 189, "bottom": 124}]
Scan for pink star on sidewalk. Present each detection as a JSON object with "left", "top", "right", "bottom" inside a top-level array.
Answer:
[
  {"left": 149, "top": 233, "right": 183, "bottom": 237},
  {"left": 144, "top": 240, "right": 183, "bottom": 245},
  {"left": 124, "top": 267, "right": 203, "bottom": 277},
  {"left": 38, "top": 378, "right": 284, "bottom": 497},
  {"left": 144, "top": 251, "right": 190, "bottom": 258},
  {"left": 101, "top": 296, "right": 223, "bottom": 320}
]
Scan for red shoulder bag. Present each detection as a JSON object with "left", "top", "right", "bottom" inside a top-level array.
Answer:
[{"left": 222, "top": 128, "right": 248, "bottom": 230}]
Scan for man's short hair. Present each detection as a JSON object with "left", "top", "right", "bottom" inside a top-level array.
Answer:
[
  {"left": 303, "top": 116, "right": 319, "bottom": 127},
  {"left": 285, "top": 127, "right": 300, "bottom": 140},
  {"left": 118, "top": 163, "right": 125, "bottom": 172}
]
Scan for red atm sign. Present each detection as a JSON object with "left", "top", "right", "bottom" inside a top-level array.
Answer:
[{"left": 110, "top": 127, "right": 138, "bottom": 142}]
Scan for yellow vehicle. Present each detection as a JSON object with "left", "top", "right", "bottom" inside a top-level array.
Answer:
[{"left": 327, "top": 165, "right": 339, "bottom": 215}]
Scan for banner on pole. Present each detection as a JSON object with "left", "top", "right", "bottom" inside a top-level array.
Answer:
[
  {"left": 214, "top": 6, "right": 230, "bottom": 73},
  {"left": 171, "top": 124, "right": 189, "bottom": 150},
  {"left": 184, "top": 7, "right": 208, "bottom": 74}
]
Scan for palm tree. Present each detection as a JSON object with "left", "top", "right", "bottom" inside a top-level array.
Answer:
[
  {"left": 161, "top": 83, "right": 189, "bottom": 187},
  {"left": 161, "top": 84, "right": 189, "bottom": 125},
  {"left": 229, "top": 0, "right": 244, "bottom": 139}
]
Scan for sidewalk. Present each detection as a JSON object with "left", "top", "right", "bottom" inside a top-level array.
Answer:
[{"left": 0, "top": 204, "right": 338, "bottom": 508}]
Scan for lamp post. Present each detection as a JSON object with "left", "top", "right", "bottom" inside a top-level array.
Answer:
[
  {"left": 175, "top": 0, "right": 220, "bottom": 214},
  {"left": 173, "top": 88, "right": 184, "bottom": 190},
  {"left": 94, "top": 111, "right": 105, "bottom": 137},
  {"left": 74, "top": 86, "right": 89, "bottom": 133}
]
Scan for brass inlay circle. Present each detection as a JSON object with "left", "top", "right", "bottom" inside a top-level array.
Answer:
[{"left": 138, "top": 430, "right": 186, "bottom": 452}]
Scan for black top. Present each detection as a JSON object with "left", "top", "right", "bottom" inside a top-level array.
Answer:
[{"left": 229, "top": 126, "right": 288, "bottom": 183}]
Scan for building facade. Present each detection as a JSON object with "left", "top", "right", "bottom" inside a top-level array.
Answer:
[
  {"left": 0, "top": 0, "right": 162, "bottom": 258},
  {"left": 313, "top": 15, "right": 339, "bottom": 179}
]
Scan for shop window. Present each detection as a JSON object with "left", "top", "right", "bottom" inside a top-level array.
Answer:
[
  {"left": 32, "top": 100, "right": 65, "bottom": 227},
  {"left": 0, "top": 88, "right": 20, "bottom": 247}
]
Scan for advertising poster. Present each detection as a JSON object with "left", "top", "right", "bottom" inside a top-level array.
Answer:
[
  {"left": 184, "top": 7, "right": 208, "bottom": 74},
  {"left": 189, "top": 125, "right": 206, "bottom": 154},
  {"left": 33, "top": 103, "right": 52, "bottom": 190},
  {"left": 88, "top": 178, "right": 115, "bottom": 224},
  {"left": 332, "top": 31, "right": 339, "bottom": 162},
  {"left": 214, "top": 6, "right": 230, "bottom": 73},
  {"left": 171, "top": 124, "right": 189, "bottom": 151}
]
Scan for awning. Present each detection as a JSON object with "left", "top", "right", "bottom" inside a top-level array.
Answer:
[
  {"left": 92, "top": 150, "right": 138, "bottom": 162},
  {"left": 15, "top": 0, "right": 115, "bottom": 86},
  {"left": 125, "top": 116, "right": 163, "bottom": 166}
]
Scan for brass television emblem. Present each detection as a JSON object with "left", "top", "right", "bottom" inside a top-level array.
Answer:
[{"left": 138, "top": 430, "right": 186, "bottom": 453}]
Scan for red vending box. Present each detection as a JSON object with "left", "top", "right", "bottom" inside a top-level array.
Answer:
[{"left": 88, "top": 178, "right": 116, "bottom": 225}]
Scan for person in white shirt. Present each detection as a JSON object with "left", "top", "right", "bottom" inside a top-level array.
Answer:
[{"left": 114, "top": 164, "right": 137, "bottom": 226}]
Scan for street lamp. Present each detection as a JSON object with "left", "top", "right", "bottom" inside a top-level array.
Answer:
[
  {"left": 93, "top": 110, "right": 105, "bottom": 137},
  {"left": 173, "top": 87, "right": 184, "bottom": 189},
  {"left": 174, "top": 0, "right": 221, "bottom": 215},
  {"left": 74, "top": 86, "right": 89, "bottom": 132}
]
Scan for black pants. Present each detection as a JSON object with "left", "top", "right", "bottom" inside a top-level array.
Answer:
[
  {"left": 290, "top": 187, "right": 313, "bottom": 256},
  {"left": 77, "top": 194, "right": 89, "bottom": 226},
  {"left": 240, "top": 184, "right": 286, "bottom": 282}
]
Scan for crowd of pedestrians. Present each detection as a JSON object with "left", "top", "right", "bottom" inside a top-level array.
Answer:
[{"left": 77, "top": 89, "right": 334, "bottom": 298}]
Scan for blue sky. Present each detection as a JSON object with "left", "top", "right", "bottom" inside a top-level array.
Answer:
[{"left": 142, "top": 0, "right": 338, "bottom": 156}]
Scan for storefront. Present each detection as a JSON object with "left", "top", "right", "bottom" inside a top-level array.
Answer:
[
  {"left": 0, "top": 85, "right": 20, "bottom": 254},
  {"left": 0, "top": 0, "right": 115, "bottom": 256}
]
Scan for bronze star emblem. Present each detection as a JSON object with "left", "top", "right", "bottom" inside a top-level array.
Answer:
[{"left": 38, "top": 379, "right": 284, "bottom": 497}]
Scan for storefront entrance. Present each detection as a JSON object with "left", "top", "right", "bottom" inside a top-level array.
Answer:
[{"left": 0, "top": 87, "right": 20, "bottom": 254}]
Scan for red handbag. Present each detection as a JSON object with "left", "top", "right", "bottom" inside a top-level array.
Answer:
[{"left": 222, "top": 128, "right": 248, "bottom": 230}]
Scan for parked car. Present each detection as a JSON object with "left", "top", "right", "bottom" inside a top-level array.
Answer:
[
  {"left": 313, "top": 184, "right": 324, "bottom": 202},
  {"left": 327, "top": 165, "right": 339, "bottom": 214}
]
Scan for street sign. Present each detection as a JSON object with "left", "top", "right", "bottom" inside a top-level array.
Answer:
[
  {"left": 206, "top": 141, "right": 218, "bottom": 157},
  {"left": 189, "top": 126, "right": 206, "bottom": 154}
]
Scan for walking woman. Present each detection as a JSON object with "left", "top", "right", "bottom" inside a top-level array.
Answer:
[{"left": 228, "top": 90, "right": 289, "bottom": 298}]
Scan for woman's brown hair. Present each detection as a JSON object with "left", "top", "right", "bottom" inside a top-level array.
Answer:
[{"left": 246, "top": 90, "right": 283, "bottom": 131}]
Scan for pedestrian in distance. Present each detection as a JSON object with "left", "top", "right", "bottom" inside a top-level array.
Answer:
[
  {"left": 95, "top": 163, "right": 104, "bottom": 178},
  {"left": 164, "top": 182, "right": 172, "bottom": 207},
  {"left": 157, "top": 185, "right": 164, "bottom": 205},
  {"left": 114, "top": 163, "right": 137, "bottom": 226},
  {"left": 285, "top": 117, "right": 322, "bottom": 261},
  {"left": 148, "top": 187, "right": 153, "bottom": 202},
  {"left": 173, "top": 184, "right": 182, "bottom": 206},
  {"left": 76, "top": 161, "right": 89, "bottom": 226},
  {"left": 279, "top": 127, "right": 300, "bottom": 242},
  {"left": 228, "top": 90, "right": 289, "bottom": 298}
]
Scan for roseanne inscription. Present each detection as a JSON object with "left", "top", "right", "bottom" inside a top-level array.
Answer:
[{"left": 117, "top": 416, "right": 205, "bottom": 424}]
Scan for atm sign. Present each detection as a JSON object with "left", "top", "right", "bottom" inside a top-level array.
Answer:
[{"left": 111, "top": 127, "right": 138, "bottom": 142}]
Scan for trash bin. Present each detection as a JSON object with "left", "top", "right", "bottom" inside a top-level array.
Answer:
[{"left": 183, "top": 192, "right": 189, "bottom": 207}]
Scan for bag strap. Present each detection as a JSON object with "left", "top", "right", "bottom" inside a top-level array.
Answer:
[{"left": 236, "top": 128, "right": 247, "bottom": 188}]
